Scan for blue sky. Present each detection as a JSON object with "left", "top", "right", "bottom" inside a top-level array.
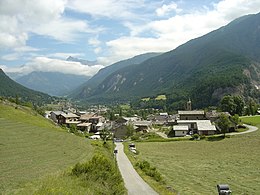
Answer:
[{"left": 0, "top": 0, "right": 260, "bottom": 76}]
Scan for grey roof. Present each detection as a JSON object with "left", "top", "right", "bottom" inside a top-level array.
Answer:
[
  {"left": 178, "top": 110, "right": 205, "bottom": 115},
  {"left": 133, "top": 120, "right": 152, "bottom": 126},
  {"left": 77, "top": 122, "right": 92, "bottom": 127},
  {"left": 173, "top": 125, "right": 189, "bottom": 131},
  {"left": 51, "top": 111, "right": 64, "bottom": 115},
  {"left": 61, "top": 113, "right": 79, "bottom": 118},
  {"left": 177, "top": 120, "right": 216, "bottom": 131}
]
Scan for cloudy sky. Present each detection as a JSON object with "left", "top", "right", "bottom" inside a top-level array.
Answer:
[{"left": 0, "top": 0, "right": 260, "bottom": 76}]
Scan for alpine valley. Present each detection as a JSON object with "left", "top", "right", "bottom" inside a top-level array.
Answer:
[{"left": 71, "top": 13, "right": 260, "bottom": 108}]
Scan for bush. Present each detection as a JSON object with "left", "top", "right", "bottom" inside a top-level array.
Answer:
[
  {"left": 191, "top": 133, "right": 200, "bottom": 140},
  {"left": 135, "top": 160, "right": 163, "bottom": 182},
  {"left": 72, "top": 153, "right": 126, "bottom": 194}
]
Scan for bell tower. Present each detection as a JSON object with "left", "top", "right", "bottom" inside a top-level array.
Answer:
[{"left": 186, "top": 98, "right": 192, "bottom": 111}]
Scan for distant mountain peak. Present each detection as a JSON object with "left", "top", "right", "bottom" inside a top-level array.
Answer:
[{"left": 66, "top": 56, "right": 97, "bottom": 66}]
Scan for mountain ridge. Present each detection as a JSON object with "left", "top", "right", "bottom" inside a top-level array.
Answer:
[
  {"left": 16, "top": 71, "right": 89, "bottom": 96},
  {"left": 73, "top": 13, "right": 260, "bottom": 107},
  {"left": 0, "top": 69, "right": 53, "bottom": 104}
]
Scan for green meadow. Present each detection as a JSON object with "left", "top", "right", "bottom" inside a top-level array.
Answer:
[
  {"left": 0, "top": 102, "right": 94, "bottom": 194},
  {"left": 133, "top": 116, "right": 260, "bottom": 194}
]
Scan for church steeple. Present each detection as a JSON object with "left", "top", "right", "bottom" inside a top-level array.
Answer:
[{"left": 186, "top": 98, "right": 192, "bottom": 111}]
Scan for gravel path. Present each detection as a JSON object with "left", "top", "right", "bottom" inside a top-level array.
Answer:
[{"left": 115, "top": 142, "right": 158, "bottom": 195}]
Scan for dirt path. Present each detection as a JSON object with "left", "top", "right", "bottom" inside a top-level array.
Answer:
[{"left": 115, "top": 142, "right": 158, "bottom": 195}]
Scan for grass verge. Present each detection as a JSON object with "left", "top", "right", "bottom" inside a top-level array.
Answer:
[{"left": 124, "top": 142, "right": 177, "bottom": 195}]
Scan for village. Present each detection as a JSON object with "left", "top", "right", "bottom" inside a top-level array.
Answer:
[{"left": 45, "top": 100, "right": 235, "bottom": 140}]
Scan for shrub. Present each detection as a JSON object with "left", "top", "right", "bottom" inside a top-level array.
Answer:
[
  {"left": 191, "top": 133, "right": 200, "bottom": 140},
  {"left": 136, "top": 160, "right": 163, "bottom": 182},
  {"left": 72, "top": 153, "right": 125, "bottom": 194}
]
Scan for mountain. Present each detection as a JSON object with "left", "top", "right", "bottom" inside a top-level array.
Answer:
[
  {"left": 66, "top": 56, "right": 97, "bottom": 66},
  {"left": 73, "top": 13, "right": 260, "bottom": 108},
  {"left": 0, "top": 69, "right": 53, "bottom": 104},
  {"left": 69, "top": 52, "right": 161, "bottom": 99},
  {"left": 16, "top": 71, "right": 89, "bottom": 96}
]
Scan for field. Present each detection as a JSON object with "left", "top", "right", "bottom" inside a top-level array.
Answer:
[
  {"left": 0, "top": 102, "right": 94, "bottom": 194},
  {"left": 155, "top": 95, "right": 166, "bottom": 100},
  {"left": 134, "top": 116, "right": 260, "bottom": 194}
]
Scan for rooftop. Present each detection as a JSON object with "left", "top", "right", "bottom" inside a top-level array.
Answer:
[
  {"left": 177, "top": 120, "right": 216, "bottom": 131},
  {"left": 178, "top": 110, "right": 205, "bottom": 115}
]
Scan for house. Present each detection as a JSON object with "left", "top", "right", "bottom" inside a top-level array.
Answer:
[
  {"left": 122, "top": 116, "right": 141, "bottom": 125},
  {"left": 178, "top": 110, "right": 206, "bottom": 120},
  {"left": 148, "top": 114, "right": 177, "bottom": 126},
  {"left": 133, "top": 120, "right": 152, "bottom": 132},
  {"left": 77, "top": 122, "right": 92, "bottom": 132},
  {"left": 173, "top": 125, "right": 189, "bottom": 137},
  {"left": 206, "top": 110, "right": 231, "bottom": 122},
  {"left": 111, "top": 124, "right": 128, "bottom": 139},
  {"left": 58, "top": 113, "right": 80, "bottom": 126},
  {"left": 50, "top": 111, "right": 64, "bottom": 123},
  {"left": 79, "top": 113, "right": 96, "bottom": 122},
  {"left": 175, "top": 120, "right": 216, "bottom": 136}
]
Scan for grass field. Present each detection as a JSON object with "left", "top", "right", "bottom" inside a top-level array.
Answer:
[
  {"left": 0, "top": 101, "right": 94, "bottom": 194},
  {"left": 133, "top": 116, "right": 260, "bottom": 194},
  {"left": 155, "top": 95, "right": 167, "bottom": 100}
]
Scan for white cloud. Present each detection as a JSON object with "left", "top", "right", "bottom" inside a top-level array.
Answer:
[
  {"left": 67, "top": 0, "right": 146, "bottom": 19},
  {"left": 88, "top": 37, "right": 101, "bottom": 47},
  {"left": 47, "top": 53, "right": 85, "bottom": 59},
  {"left": 1, "top": 57, "right": 104, "bottom": 76},
  {"left": 0, "top": 0, "right": 95, "bottom": 50},
  {"left": 1, "top": 53, "right": 21, "bottom": 61},
  {"left": 100, "top": 0, "right": 260, "bottom": 65},
  {"left": 156, "top": 2, "right": 182, "bottom": 17}
]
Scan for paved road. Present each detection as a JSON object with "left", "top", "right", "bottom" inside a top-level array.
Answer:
[
  {"left": 227, "top": 124, "right": 258, "bottom": 135},
  {"left": 115, "top": 142, "right": 158, "bottom": 195}
]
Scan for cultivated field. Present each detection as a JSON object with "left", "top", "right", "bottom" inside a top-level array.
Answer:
[
  {"left": 0, "top": 102, "right": 94, "bottom": 194},
  {"left": 135, "top": 116, "right": 260, "bottom": 194}
]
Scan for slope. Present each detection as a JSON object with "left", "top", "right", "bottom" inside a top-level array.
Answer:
[
  {"left": 0, "top": 69, "right": 54, "bottom": 104},
  {"left": 16, "top": 71, "right": 89, "bottom": 96},
  {"left": 0, "top": 101, "right": 93, "bottom": 194},
  {"left": 82, "top": 13, "right": 260, "bottom": 107},
  {"left": 70, "top": 52, "right": 161, "bottom": 99}
]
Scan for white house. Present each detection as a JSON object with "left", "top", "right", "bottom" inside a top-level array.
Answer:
[{"left": 173, "top": 125, "right": 189, "bottom": 137}]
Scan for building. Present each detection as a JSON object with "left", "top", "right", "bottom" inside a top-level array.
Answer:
[
  {"left": 178, "top": 110, "right": 206, "bottom": 120},
  {"left": 173, "top": 125, "right": 189, "bottom": 137},
  {"left": 58, "top": 113, "right": 80, "bottom": 126},
  {"left": 175, "top": 120, "right": 216, "bottom": 136}
]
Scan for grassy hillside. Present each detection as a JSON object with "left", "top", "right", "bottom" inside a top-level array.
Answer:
[
  {"left": 132, "top": 116, "right": 260, "bottom": 194},
  {"left": 0, "top": 101, "right": 94, "bottom": 194}
]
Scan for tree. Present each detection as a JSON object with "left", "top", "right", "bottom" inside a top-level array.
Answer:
[
  {"left": 220, "top": 95, "right": 245, "bottom": 115},
  {"left": 126, "top": 124, "right": 134, "bottom": 137},
  {"left": 216, "top": 113, "right": 231, "bottom": 138},
  {"left": 220, "top": 95, "right": 236, "bottom": 115},
  {"left": 100, "top": 128, "right": 111, "bottom": 144},
  {"left": 233, "top": 96, "right": 245, "bottom": 115}
]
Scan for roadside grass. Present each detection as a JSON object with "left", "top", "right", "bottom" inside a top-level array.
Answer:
[
  {"left": 0, "top": 102, "right": 94, "bottom": 194},
  {"left": 128, "top": 116, "right": 260, "bottom": 194},
  {"left": 124, "top": 142, "right": 177, "bottom": 195}
]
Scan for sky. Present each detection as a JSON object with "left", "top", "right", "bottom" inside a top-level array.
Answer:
[{"left": 0, "top": 0, "right": 260, "bottom": 77}]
